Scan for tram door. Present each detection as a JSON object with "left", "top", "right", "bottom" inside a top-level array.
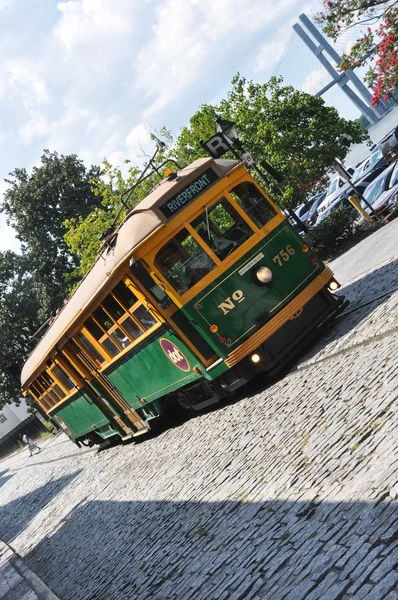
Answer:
[{"left": 62, "top": 341, "right": 148, "bottom": 437}]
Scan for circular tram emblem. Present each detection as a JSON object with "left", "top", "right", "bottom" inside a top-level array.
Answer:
[
  {"left": 159, "top": 338, "right": 190, "bottom": 372},
  {"left": 54, "top": 415, "right": 72, "bottom": 436}
]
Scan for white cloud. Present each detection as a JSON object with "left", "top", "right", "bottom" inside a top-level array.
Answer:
[
  {"left": 0, "top": 0, "right": 14, "bottom": 10},
  {"left": 254, "top": 39, "right": 287, "bottom": 73},
  {"left": 125, "top": 123, "right": 153, "bottom": 154},
  {"left": 301, "top": 67, "right": 330, "bottom": 95},
  {"left": 54, "top": 0, "right": 135, "bottom": 51},
  {"left": 0, "top": 220, "right": 20, "bottom": 253},
  {"left": 0, "top": 60, "right": 49, "bottom": 110},
  {"left": 136, "top": 0, "right": 301, "bottom": 117}
]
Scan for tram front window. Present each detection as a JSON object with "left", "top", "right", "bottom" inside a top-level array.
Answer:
[
  {"left": 155, "top": 228, "right": 216, "bottom": 295},
  {"left": 192, "top": 197, "right": 253, "bottom": 260},
  {"left": 229, "top": 182, "right": 276, "bottom": 228}
]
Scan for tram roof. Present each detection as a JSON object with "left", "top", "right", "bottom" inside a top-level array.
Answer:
[{"left": 21, "top": 157, "right": 240, "bottom": 387}]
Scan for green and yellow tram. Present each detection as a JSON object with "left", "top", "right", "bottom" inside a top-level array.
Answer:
[{"left": 21, "top": 157, "right": 345, "bottom": 445}]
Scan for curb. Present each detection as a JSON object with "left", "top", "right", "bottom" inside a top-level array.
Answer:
[{"left": 0, "top": 539, "right": 60, "bottom": 600}]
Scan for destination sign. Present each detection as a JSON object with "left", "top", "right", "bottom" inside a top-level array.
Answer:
[{"left": 159, "top": 168, "right": 219, "bottom": 219}]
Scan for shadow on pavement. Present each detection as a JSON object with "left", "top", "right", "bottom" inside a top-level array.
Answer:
[
  {"left": 0, "top": 472, "right": 81, "bottom": 543},
  {"left": 0, "top": 468, "right": 13, "bottom": 489},
  {"left": 17, "top": 496, "right": 398, "bottom": 600}
]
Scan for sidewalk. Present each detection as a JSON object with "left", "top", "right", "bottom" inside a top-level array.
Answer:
[{"left": 0, "top": 540, "right": 59, "bottom": 600}]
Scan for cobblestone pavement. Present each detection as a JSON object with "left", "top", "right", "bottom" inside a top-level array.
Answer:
[
  {"left": 0, "top": 540, "right": 38, "bottom": 600},
  {"left": 1, "top": 241, "right": 398, "bottom": 599}
]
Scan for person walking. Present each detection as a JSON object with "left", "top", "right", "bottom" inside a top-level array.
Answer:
[{"left": 22, "top": 433, "right": 41, "bottom": 457}]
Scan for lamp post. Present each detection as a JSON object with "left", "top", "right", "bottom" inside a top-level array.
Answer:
[{"left": 214, "top": 116, "right": 307, "bottom": 233}]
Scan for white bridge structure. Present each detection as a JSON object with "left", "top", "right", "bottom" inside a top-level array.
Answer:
[{"left": 273, "top": 13, "right": 393, "bottom": 126}]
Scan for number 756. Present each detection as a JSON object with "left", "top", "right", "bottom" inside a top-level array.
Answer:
[{"left": 272, "top": 245, "right": 295, "bottom": 266}]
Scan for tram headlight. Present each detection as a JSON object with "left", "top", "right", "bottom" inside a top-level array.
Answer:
[
  {"left": 251, "top": 353, "right": 261, "bottom": 364},
  {"left": 328, "top": 279, "right": 340, "bottom": 291},
  {"left": 256, "top": 266, "right": 273, "bottom": 284}
]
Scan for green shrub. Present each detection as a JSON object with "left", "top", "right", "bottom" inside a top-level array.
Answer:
[
  {"left": 304, "top": 205, "right": 357, "bottom": 260},
  {"left": 43, "top": 420, "right": 55, "bottom": 433}
]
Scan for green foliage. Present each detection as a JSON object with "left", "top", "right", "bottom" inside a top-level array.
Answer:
[
  {"left": 172, "top": 76, "right": 367, "bottom": 209},
  {"left": 65, "top": 76, "right": 367, "bottom": 278},
  {"left": 0, "top": 151, "right": 101, "bottom": 408},
  {"left": 64, "top": 153, "right": 169, "bottom": 280},
  {"left": 316, "top": 2, "right": 398, "bottom": 105},
  {"left": 2, "top": 150, "right": 100, "bottom": 305},
  {"left": 304, "top": 205, "right": 357, "bottom": 260}
]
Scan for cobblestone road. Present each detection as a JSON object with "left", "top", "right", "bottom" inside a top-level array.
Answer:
[{"left": 1, "top": 231, "right": 398, "bottom": 599}]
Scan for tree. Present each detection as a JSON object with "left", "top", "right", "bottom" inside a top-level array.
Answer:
[
  {"left": 64, "top": 150, "right": 170, "bottom": 280},
  {"left": 316, "top": 1, "right": 398, "bottom": 106},
  {"left": 0, "top": 251, "right": 45, "bottom": 407},
  {"left": 64, "top": 76, "right": 367, "bottom": 278},
  {"left": 0, "top": 151, "right": 101, "bottom": 408},
  {"left": 172, "top": 76, "right": 367, "bottom": 207},
  {"left": 2, "top": 150, "right": 101, "bottom": 305}
]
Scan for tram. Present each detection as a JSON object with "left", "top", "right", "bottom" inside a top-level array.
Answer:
[{"left": 21, "top": 157, "right": 345, "bottom": 445}]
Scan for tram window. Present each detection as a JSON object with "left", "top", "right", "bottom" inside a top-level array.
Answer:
[
  {"left": 156, "top": 228, "right": 216, "bottom": 294},
  {"left": 52, "top": 366, "right": 76, "bottom": 393},
  {"left": 76, "top": 332, "right": 105, "bottom": 366},
  {"left": 39, "top": 373, "right": 64, "bottom": 401},
  {"left": 101, "top": 337, "right": 120, "bottom": 357},
  {"left": 109, "top": 328, "right": 131, "bottom": 349},
  {"left": 133, "top": 305, "right": 157, "bottom": 329},
  {"left": 130, "top": 262, "right": 172, "bottom": 309},
  {"left": 85, "top": 316, "right": 120, "bottom": 357},
  {"left": 30, "top": 383, "right": 52, "bottom": 410},
  {"left": 33, "top": 373, "right": 64, "bottom": 408},
  {"left": 229, "top": 182, "right": 276, "bottom": 228},
  {"left": 93, "top": 307, "right": 113, "bottom": 331},
  {"left": 112, "top": 281, "right": 138, "bottom": 309},
  {"left": 119, "top": 316, "right": 142, "bottom": 340},
  {"left": 103, "top": 294, "right": 155, "bottom": 344},
  {"left": 102, "top": 295, "right": 125, "bottom": 320},
  {"left": 77, "top": 280, "right": 161, "bottom": 366},
  {"left": 192, "top": 197, "right": 253, "bottom": 260}
]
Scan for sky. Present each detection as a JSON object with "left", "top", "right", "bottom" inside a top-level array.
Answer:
[{"left": 0, "top": 0, "right": 365, "bottom": 252}]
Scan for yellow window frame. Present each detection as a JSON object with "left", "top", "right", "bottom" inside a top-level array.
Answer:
[
  {"left": 72, "top": 276, "right": 163, "bottom": 369},
  {"left": 31, "top": 378, "right": 57, "bottom": 409},
  {"left": 48, "top": 361, "right": 79, "bottom": 397},
  {"left": 138, "top": 172, "right": 285, "bottom": 307},
  {"left": 28, "top": 385, "right": 51, "bottom": 412}
]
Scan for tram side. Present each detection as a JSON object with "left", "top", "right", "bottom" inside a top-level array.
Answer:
[{"left": 21, "top": 157, "right": 346, "bottom": 446}]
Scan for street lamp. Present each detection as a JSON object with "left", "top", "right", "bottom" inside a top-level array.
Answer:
[
  {"left": 215, "top": 116, "right": 239, "bottom": 146},
  {"left": 214, "top": 115, "right": 307, "bottom": 232}
]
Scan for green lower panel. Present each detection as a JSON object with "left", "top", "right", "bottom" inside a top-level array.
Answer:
[
  {"left": 185, "top": 222, "right": 324, "bottom": 355},
  {"left": 52, "top": 391, "right": 113, "bottom": 440},
  {"left": 104, "top": 328, "right": 202, "bottom": 409}
]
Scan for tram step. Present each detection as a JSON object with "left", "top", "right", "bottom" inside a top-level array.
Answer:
[
  {"left": 132, "top": 427, "right": 150, "bottom": 437},
  {"left": 121, "top": 427, "right": 149, "bottom": 441}
]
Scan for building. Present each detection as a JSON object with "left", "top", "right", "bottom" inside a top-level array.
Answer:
[{"left": 0, "top": 399, "right": 48, "bottom": 459}]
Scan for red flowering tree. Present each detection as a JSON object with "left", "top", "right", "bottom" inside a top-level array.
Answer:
[{"left": 316, "top": 1, "right": 398, "bottom": 106}]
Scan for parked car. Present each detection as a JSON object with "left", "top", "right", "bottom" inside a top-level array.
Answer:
[
  {"left": 316, "top": 176, "right": 370, "bottom": 224},
  {"left": 380, "top": 126, "right": 398, "bottom": 164},
  {"left": 384, "top": 190, "right": 398, "bottom": 221},
  {"left": 294, "top": 192, "right": 324, "bottom": 223},
  {"left": 360, "top": 160, "right": 398, "bottom": 221},
  {"left": 316, "top": 166, "right": 355, "bottom": 218},
  {"left": 351, "top": 146, "right": 387, "bottom": 185},
  {"left": 304, "top": 192, "right": 326, "bottom": 226}
]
